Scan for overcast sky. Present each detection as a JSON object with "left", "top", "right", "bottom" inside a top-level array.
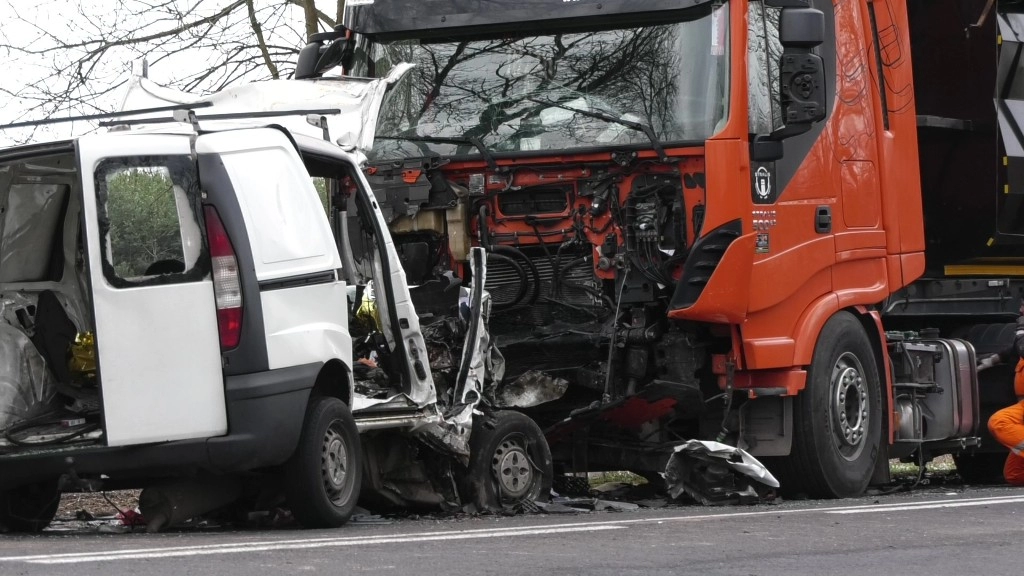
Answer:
[{"left": 0, "top": 0, "right": 341, "bottom": 145}]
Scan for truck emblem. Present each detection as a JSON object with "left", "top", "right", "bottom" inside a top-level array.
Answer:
[{"left": 755, "top": 167, "right": 772, "bottom": 200}]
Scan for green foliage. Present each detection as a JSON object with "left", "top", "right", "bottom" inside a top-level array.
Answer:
[
  {"left": 312, "top": 177, "right": 328, "bottom": 214},
  {"left": 105, "top": 168, "right": 184, "bottom": 279}
]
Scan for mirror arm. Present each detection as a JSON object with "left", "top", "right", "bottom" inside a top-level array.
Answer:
[{"left": 765, "top": 0, "right": 811, "bottom": 7}]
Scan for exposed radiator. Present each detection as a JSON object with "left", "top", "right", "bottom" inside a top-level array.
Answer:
[{"left": 485, "top": 250, "right": 602, "bottom": 327}]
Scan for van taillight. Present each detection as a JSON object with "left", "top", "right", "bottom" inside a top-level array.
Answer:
[{"left": 203, "top": 206, "right": 243, "bottom": 350}]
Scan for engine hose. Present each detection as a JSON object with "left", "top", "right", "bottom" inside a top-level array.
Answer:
[
  {"left": 478, "top": 205, "right": 541, "bottom": 305},
  {"left": 477, "top": 205, "right": 492, "bottom": 250},
  {"left": 527, "top": 220, "right": 559, "bottom": 296},
  {"left": 486, "top": 252, "right": 529, "bottom": 310},
  {"left": 553, "top": 240, "right": 575, "bottom": 296},
  {"left": 491, "top": 245, "right": 542, "bottom": 305}
]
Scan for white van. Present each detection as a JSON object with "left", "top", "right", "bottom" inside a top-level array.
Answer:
[{"left": 0, "top": 109, "right": 551, "bottom": 531}]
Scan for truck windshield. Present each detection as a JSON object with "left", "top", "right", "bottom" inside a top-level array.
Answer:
[{"left": 365, "top": 3, "right": 730, "bottom": 161}]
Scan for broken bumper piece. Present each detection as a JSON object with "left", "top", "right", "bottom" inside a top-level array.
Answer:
[{"left": 664, "top": 440, "right": 779, "bottom": 506}]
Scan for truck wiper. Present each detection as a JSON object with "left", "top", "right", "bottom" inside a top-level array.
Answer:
[
  {"left": 375, "top": 135, "right": 498, "bottom": 171},
  {"left": 526, "top": 97, "right": 669, "bottom": 162}
]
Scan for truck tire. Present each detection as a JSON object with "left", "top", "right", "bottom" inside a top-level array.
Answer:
[
  {"left": 773, "top": 311, "right": 882, "bottom": 498},
  {"left": 0, "top": 479, "right": 60, "bottom": 532},
  {"left": 284, "top": 396, "right": 362, "bottom": 528},
  {"left": 461, "top": 410, "right": 553, "bottom": 512}
]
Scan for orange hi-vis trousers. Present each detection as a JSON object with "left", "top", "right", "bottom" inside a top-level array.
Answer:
[{"left": 988, "top": 400, "right": 1024, "bottom": 485}]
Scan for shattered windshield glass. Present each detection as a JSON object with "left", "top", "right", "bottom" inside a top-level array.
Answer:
[{"left": 366, "top": 3, "right": 730, "bottom": 160}]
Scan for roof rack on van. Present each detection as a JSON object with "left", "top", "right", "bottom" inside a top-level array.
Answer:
[
  {"left": 0, "top": 102, "right": 214, "bottom": 131},
  {"left": 97, "top": 108, "right": 343, "bottom": 128}
]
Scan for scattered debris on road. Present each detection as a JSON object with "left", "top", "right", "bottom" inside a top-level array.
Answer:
[{"left": 663, "top": 440, "right": 779, "bottom": 506}]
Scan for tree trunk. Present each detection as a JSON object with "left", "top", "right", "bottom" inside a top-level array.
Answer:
[{"left": 304, "top": 0, "right": 319, "bottom": 40}]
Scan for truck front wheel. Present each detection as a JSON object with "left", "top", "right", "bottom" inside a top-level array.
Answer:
[
  {"left": 284, "top": 396, "right": 362, "bottom": 528},
  {"left": 775, "top": 311, "right": 882, "bottom": 498}
]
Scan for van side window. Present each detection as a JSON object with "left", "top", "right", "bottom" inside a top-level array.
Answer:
[
  {"left": 748, "top": 1, "right": 784, "bottom": 135},
  {"left": 93, "top": 156, "right": 206, "bottom": 287}
]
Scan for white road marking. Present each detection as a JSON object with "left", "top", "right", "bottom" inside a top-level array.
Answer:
[
  {"left": 4, "top": 492, "right": 1024, "bottom": 564},
  {"left": 5, "top": 525, "right": 626, "bottom": 564},
  {"left": 827, "top": 495, "right": 1024, "bottom": 514}
]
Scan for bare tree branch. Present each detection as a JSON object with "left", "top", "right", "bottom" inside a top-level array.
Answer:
[
  {"left": 246, "top": 0, "right": 280, "bottom": 78},
  {"left": 285, "top": 0, "right": 336, "bottom": 29},
  {"left": 0, "top": 0, "right": 336, "bottom": 139},
  {"left": 0, "top": 0, "right": 247, "bottom": 55}
]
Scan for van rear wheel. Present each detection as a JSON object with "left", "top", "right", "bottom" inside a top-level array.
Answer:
[
  {"left": 0, "top": 479, "right": 60, "bottom": 532},
  {"left": 284, "top": 396, "right": 362, "bottom": 528},
  {"left": 771, "top": 312, "right": 882, "bottom": 498}
]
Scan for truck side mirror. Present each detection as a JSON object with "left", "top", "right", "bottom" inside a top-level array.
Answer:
[
  {"left": 771, "top": 8, "right": 826, "bottom": 139},
  {"left": 295, "top": 27, "right": 355, "bottom": 80}
]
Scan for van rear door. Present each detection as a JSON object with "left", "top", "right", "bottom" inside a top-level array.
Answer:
[{"left": 78, "top": 133, "right": 227, "bottom": 446}]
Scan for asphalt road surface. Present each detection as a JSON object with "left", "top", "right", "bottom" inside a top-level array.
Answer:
[{"left": 3, "top": 485, "right": 1023, "bottom": 575}]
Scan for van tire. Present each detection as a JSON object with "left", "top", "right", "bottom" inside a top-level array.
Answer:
[
  {"left": 284, "top": 396, "right": 362, "bottom": 528},
  {"left": 771, "top": 312, "right": 882, "bottom": 498},
  {"left": 461, "top": 410, "right": 552, "bottom": 512},
  {"left": 0, "top": 479, "right": 60, "bottom": 533}
]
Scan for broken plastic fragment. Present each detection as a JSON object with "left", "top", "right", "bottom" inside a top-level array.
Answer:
[
  {"left": 663, "top": 440, "right": 779, "bottom": 506},
  {"left": 487, "top": 370, "right": 569, "bottom": 408}
]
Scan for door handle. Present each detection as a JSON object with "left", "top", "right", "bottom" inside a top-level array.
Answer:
[{"left": 815, "top": 206, "right": 832, "bottom": 234}]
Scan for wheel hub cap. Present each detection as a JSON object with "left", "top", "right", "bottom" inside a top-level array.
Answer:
[
  {"left": 492, "top": 439, "right": 534, "bottom": 500},
  {"left": 831, "top": 352, "right": 869, "bottom": 460},
  {"left": 321, "top": 426, "right": 349, "bottom": 503}
]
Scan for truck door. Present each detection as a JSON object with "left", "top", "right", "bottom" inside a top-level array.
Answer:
[{"left": 79, "top": 134, "right": 227, "bottom": 446}]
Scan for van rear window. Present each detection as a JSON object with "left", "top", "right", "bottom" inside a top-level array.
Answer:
[{"left": 93, "top": 156, "right": 207, "bottom": 288}]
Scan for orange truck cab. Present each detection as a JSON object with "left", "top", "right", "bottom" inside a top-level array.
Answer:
[{"left": 292, "top": 0, "right": 1023, "bottom": 497}]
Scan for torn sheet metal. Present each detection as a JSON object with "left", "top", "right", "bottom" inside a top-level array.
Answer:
[
  {"left": 0, "top": 321, "right": 57, "bottom": 430},
  {"left": 351, "top": 392, "right": 419, "bottom": 413},
  {"left": 450, "top": 247, "right": 490, "bottom": 425},
  {"left": 487, "top": 370, "right": 568, "bottom": 409},
  {"left": 663, "top": 440, "right": 779, "bottom": 506},
  {"left": 414, "top": 417, "right": 472, "bottom": 464},
  {"left": 409, "top": 247, "right": 497, "bottom": 461},
  {"left": 118, "top": 63, "right": 415, "bottom": 154}
]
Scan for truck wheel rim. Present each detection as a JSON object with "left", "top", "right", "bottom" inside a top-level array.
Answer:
[
  {"left": 321, "top": 423, "right": 351, "bottom": 505},
  {"left": 830, "top": 352, "right": 868, "bottom": 461},
  {"left": 491, "top": 434, "right": 536, "bottom": 501}
]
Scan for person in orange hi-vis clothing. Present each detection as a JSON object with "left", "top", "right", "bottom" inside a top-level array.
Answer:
[
  {"left": 982, "top": 299, "right": 1024, "bottom": 485},
  {"left": 989, "top": 401, "right": 1024, "bottom": 485}
]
